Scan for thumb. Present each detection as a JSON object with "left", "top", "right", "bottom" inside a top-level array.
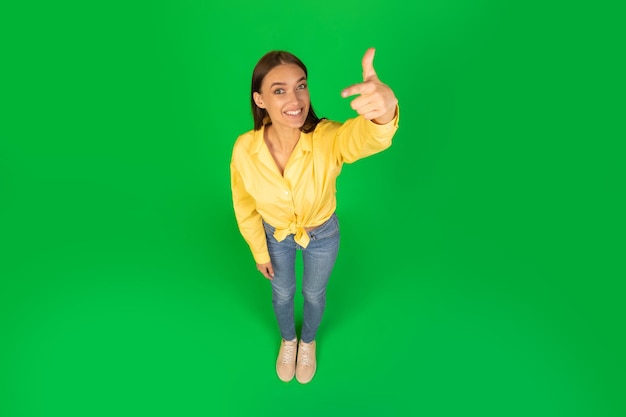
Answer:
[{"left": 362, "top": 47, "right": 377, "bottom": 81}]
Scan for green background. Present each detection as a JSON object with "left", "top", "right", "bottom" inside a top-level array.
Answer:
[{"left": 1, "top": 0, "right": 624, "bottom": 416}]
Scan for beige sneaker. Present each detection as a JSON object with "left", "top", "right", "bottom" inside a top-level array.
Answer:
[
  {"left": 295, "top": 340, "right": 316, "bottom": 384},
  {"left": 276, "top": 338, "right": 297, "bottom": 382}
]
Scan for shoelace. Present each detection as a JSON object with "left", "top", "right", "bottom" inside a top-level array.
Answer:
[
  {"left": 281, "top": 342, "right": 295, "bottom": 364},
  {"left": 298, "top": 345, "right": 311, "bottom": 367}
]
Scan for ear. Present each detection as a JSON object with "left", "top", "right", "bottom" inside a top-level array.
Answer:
[{"left": 253, "top": 92, "right": 266, "bottom": 109}]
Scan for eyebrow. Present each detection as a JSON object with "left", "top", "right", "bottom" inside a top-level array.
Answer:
[{"left": 270, "top": 76, "right": 307, "bottom": 88}]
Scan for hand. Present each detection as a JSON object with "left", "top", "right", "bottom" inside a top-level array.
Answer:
[
  {"left": 341, "top": 48, "right": 398, "bottom": 125},
  {"left": 256, "top": 262, "right": 275, "bottom": 280}
]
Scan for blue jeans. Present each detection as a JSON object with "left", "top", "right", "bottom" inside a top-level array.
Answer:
[{"left": 262, "top": 213, "right": 340, "bottom": 343}]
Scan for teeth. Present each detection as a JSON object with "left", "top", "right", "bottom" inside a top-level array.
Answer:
[{"left": 285, "top": 110, "right": 301, "bottom": 115}]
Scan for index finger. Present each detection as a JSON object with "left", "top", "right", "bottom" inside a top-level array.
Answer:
[{"left": 341, "top": 81, "right": 374, "bottom": 98}]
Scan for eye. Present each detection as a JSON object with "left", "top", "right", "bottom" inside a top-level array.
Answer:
[
  {"left": 297, "top": 83, "right": 307, "bottom": 90},
  {"left": 273, "top": 88, "right": 285, "bottom": 94}
]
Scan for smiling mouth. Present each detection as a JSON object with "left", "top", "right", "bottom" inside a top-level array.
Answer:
[{"left": 284, "top": 109, "right": 303, "bottom": 116}]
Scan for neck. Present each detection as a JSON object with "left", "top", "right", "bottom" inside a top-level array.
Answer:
[{"left": 266, "top": 125, "right": 300, "bottom": 152}]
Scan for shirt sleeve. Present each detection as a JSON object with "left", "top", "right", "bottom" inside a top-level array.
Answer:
[
  {"left": 332, "top": 105, "right": 400, "bottom": 164},
  {"left": 230, "top": 160, "right": 271, "bottom": 264}
]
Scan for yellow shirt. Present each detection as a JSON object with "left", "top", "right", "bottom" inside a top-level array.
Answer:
[{"left": 230, "top": 110, "right": 399, "bottom": 264}]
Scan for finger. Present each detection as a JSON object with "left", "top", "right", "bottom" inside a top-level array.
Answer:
[
  {"left": 257, "top": 265, "right": 269, "bottom": 279},
  {"left": 354, "top": 101, "right": 384, "bottom": 120},
  {"left": 362, "top": 47, "right": 377, "bottom": 81},
  {"left": 349, "top": 94, "right": 377, "bottom": 112},
  {"left": 362, "top": 109, "right": 386, "bottom": 121},
  {"left": 267, "top": 264, "right": 275, "bottom": 279},
  {"left": 341, "top": 80, "right": 375, "bottom": 98}
]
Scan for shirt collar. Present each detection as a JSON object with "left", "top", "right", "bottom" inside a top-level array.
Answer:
[
  {"left": 251, "top": 126, "right": 265, "bottom": 155},
  {"left": 251, "top": 125, "right": 313, "bottom": 155},
  {"left": 300, "top": 131, "right": 312, "bottom": 152}
]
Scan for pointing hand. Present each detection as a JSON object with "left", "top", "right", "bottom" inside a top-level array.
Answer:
[{"left": 341, "top": 48, "right": 398, "bottom": 124}]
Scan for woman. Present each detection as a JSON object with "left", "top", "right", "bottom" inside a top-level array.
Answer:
[{"left": 230, "top": 48, "right": 399, "bottom": 383}]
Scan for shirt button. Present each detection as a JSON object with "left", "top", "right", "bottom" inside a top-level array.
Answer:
[{"left": 285, "top": 191, "right": 289, "bottom": 195}]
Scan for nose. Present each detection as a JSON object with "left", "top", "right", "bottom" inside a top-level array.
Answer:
[{"left": 285, "top": 89, "right": 301, "bottom": 104}]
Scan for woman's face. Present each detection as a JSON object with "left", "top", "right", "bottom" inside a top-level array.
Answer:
[{"left": 253, "top": 63, "right": 310, "bottom": 130}]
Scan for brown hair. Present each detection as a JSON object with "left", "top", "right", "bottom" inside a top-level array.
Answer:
[{"left": 251, "top": 50, "right": 323, "bottom": 132}]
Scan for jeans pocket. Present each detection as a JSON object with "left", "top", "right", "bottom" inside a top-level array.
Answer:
[
  {"left": 262, "top": 220, "right": 276, "bottom": 241},
  {"left": 310, "top": 213, "right": 339, "bottom": 241}
]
